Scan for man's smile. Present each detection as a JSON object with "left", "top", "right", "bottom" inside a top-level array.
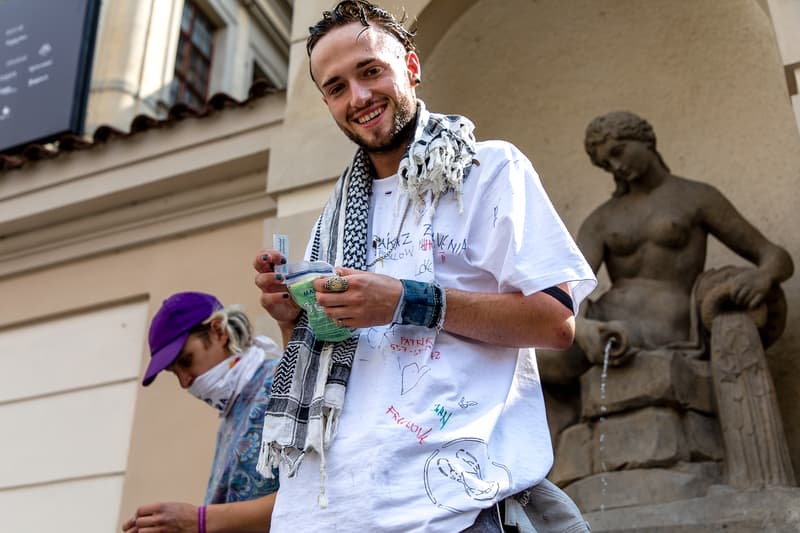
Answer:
[{"left": 353, "top": 103, "right": 386, "bottom": 126}]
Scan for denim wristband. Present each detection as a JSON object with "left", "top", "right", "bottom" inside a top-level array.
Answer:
[
  {"left": 398, "top": 279, "right": 446, "bottom": 329},
  {"left": 391, "top": 283, "right": 406, "bottom": 325}
]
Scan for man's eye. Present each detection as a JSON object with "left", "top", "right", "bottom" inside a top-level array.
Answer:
[
  {"left": 610, "top": 145, "right": 624, "bottom": 157},
  {"left": 328, "top": 85, "right": 343, "bottom": 96},
  {"left": 179, "top": 355, "right": 192, "bottom": 368},
  {"left": 364, "top": 66, "right": 382, "bottom": 77}
]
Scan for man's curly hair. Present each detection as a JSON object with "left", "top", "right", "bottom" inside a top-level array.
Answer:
[{"left": 307, "top": 1, "right": 417, "bottom": 65}]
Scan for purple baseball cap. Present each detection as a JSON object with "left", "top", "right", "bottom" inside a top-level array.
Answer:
[{"left": 142, "top": 291, "right": 223, "bottom": 386}]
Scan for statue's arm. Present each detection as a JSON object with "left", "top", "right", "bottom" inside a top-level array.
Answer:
[{"left": 700, "top": 183, "right": 794, "bottom": 307}]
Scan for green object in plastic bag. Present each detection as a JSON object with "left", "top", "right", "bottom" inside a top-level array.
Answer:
[{"left": 285, "top": 262, "right": 351, "bottom": 342}]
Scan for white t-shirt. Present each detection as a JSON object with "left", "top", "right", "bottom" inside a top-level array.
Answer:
[{"left": 270, "top": 140, "right": 596, "bottom": 533}]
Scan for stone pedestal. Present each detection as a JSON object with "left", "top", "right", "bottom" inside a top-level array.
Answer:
[
  {"left": 580, "top": 350, "right": 714, "bottom": 419},
  {"left": 551, "top": 350, "right": 723, "bottom": 507},
  {"left": 552, "top": 408, "right": 723, "bottom": 489},
  {"left": 565, "top": 463, "right": 722, "bottom": 512},
  {"left": 583, "top": 486, "right": 800, "bottom": 532}
]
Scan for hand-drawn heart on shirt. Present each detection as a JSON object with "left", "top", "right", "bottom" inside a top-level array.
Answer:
[{"left": 401, "top": 362, "right": 431, "bottom": 395}]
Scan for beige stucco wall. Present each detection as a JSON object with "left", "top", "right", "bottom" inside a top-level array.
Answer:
[
  {"left": 420, "top": 0, "right": 800, "bottom": 470},
  {"left": 0, "top": 217, "right": 281, "bottom": 527}
]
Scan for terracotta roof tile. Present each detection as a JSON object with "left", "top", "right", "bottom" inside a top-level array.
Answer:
[{"left": 0, "top": 80, "right": 278, "bottom": 172}]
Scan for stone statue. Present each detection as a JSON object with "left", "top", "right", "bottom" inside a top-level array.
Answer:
[{"left": 537, "top": 111, "right": 795, "bottom": 516}]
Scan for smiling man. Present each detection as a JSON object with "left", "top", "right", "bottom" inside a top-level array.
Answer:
[{"left": 253, "top": 2, "right": 596, "bottom": 532}]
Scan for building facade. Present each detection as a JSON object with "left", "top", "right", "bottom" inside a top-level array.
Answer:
[{"left": 0, "top": 1, "right": 798, "bottom": 531}]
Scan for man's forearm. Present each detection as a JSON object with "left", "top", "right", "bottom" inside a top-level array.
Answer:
[
  {"left": 206, "top": 493, "right": 275, "bottom": 533},
  {"left": 442, "top": 283, "right": 575, "bottom": 349}
]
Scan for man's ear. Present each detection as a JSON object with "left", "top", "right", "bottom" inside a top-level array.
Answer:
[
  {"left": 406, "top": 51, "right": 421, "bottom": 86},
  {"left": 210, "top": 318, "right": 229, "bottom": 344}
]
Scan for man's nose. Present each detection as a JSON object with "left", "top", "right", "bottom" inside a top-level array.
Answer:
[
  {"left": 609, "top": 159, "right": 622, "bottom": 171},
  {"left": 350, "top": 81, "right": 371, "bottom": 107},
  {"left": 176, "top": 370, "right": 193, "bottom": 389}
]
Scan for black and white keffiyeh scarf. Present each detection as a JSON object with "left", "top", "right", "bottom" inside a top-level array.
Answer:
[{"left": 257, "top": 101, "right": 476, "bottom": 505}]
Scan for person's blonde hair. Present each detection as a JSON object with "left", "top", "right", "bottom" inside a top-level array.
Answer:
[{"left": 198, "top": 305, "right": 254, "bottom": 355}]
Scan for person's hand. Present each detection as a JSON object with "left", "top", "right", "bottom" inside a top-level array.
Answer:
[
  {"left": 121, "top": 502, "right": 196, "bottom": 533},
  {"left": 728, "top": 268, "right": 773, "bottom": 309},
  {"left": 254, "top": 248, "right": 301, "bottom": 326},
  {"left": 312, "top": 266, "right": 403, "bottom": 328}
]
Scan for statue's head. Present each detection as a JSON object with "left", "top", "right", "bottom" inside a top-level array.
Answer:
[{"left": 584, "top": 111, "right": 670, "bottom": 196}]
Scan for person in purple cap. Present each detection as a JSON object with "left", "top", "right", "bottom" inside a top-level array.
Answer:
[{"left": 123, "top": 292, "right": 282, "bottom": 533}]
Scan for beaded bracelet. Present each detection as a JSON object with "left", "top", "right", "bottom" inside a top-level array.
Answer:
[{"left": 395, "top": 280, "right": 446, "bottom": 330}]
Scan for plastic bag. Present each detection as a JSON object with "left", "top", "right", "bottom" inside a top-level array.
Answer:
[{"left": 283, "top": 261, "right": 351, "bottom": 342}]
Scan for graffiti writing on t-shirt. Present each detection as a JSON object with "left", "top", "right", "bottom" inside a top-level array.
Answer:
[
  {"left": 436, "top": 234, "right": 467, "bottom": 255},
  {"left": 390, "top": 246, "right": 416, "bottom": 261},
  {"left": 386, "top": 405, "right": 433, "bottom": 444},
  {"left": 391, "top": 337, "right": 441, "bottom": 361},
  {"left": 371, "top": 233, "right": 416, "bottom": 263},
  {"left": 400, "top": 361, "right": 430, "bottom": 395},
  {"left": 364, "top": 327, "right": 385, "bottom": 350},
  {"left": 436, "top": 448, "right": 499, "bottom": 500},
  {"left": 392, "top": 336, "right": 432, "bottom": 351},
  {"left": 421, "top": 225, "right": 468, "bottom": 256},
  {"left": 416, "top": 258, "right": 433, "bottom": 276},
  {"left": 374, "top": 232, "right": 413, "bottom": 251},
  {"left": 424, "top": 438, "right": 511, "bottom": 512},
  {"left": 458, "top": 396, "right": 478, "bottom": 409},
  {"left": 433, "top": 402, "right": 453, "bottom": 430}
]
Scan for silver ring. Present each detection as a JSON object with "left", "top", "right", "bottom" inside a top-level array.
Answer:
[{"left": 324, "top": 276, "right": 349, "bottom": 292}]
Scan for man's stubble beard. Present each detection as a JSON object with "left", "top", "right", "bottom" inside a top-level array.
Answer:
[{"left": 340, "top": 94, "right": 417, "bottom": 155}]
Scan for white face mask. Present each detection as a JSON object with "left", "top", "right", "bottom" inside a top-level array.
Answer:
[
  {"left": 188, "top": 354, "right": 240, "bottom": 412},
  {"left": 187, "top": 341, "right": 267, "bottom": 414}
]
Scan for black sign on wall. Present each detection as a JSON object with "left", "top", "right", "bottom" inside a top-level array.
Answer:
[{"left": 0, "top": 0, "right": 100, "bottom": 154}]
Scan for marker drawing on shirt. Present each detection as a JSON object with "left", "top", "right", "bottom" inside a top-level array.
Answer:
[
  {"left": 458, "top": 396, "right": 478, "bottom": 409},
  {"left": 416, "top": 258, "right": 433, "bottom": 276},
  {"left": 420, "top": 224, "right": 469, "bottom": 265},
  {"left": 433, "top": 232, "right": 467, "bottom": 255},
  {"left": 400, "top": 361, "right": 430, "bottom": 395},
  {"left": 424, "top": 438, "right": 511, "bottom": 513},
  {"left": 372, "top": 232, "right": 415, "bottom": 264},
  {"left": 437, "top": 449, "right": 499, "bottom": 500},
  {"left": 385, "top": 405, "right": 433, "bottom": 445},
  {"left": 364, "top": 326, "right": 391, "bottom": 350},
  {"left": 433, "top": 403, "right": 452, "bottom": 430},
  {"left": 389, "top": 334, "right": 440, "bottom": 364}
]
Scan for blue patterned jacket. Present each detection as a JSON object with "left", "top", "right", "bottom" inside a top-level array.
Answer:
[{"left": 205, "top": 355, "right": 280, "bottom": 503}]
